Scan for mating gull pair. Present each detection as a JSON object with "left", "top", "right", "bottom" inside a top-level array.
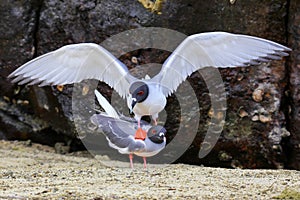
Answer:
[{"left": 8, "top": 31, "right": 291, "bottom": 140}]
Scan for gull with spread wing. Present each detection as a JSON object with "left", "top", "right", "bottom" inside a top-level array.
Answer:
[{"left": 8, "top": 31, "right": 291, "bottom": 139}]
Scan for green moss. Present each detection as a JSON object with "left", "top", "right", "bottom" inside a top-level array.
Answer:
[{"left": 273, "top": 188, "right": 300, "bottom": 199}]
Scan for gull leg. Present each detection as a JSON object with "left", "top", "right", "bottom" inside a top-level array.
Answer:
[
  {"left": 151, "top": 114, "right": 159, "bottom": 125},
  {"left": 129, "top": 154, "right": 134, "bottom": 169},
  {"left": 143, "top": 157, "right": 147, "bottom": 169},
  {"left": 153, "top": 118, "right": 158, "bottom": 125}
]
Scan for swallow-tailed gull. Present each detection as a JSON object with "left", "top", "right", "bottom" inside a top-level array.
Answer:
[{"left": 91, "top": 89, "right": 166, "bottom": 168}]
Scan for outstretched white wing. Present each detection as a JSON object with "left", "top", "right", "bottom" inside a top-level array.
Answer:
[
  {"left": 8, "top": 43, "right": 137, "bottom": 98},
  {"left": 152, "top": 32, "right": 291, "bottom": 96}
]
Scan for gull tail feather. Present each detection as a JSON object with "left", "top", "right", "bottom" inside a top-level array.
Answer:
[{"left": 94, "top": 90, "right": 120, "bottom": 119}]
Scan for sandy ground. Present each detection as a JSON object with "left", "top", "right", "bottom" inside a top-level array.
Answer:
[{"left": 0, "top": 140, "right": 299, "bottom": 199}]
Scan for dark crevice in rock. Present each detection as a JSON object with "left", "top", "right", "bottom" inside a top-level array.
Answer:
[
  {"left": 284, "top": 0, "right": 290, "bottom": 45},
  {"left": 32, "top": 0, "right": 43, "bottom": 58},
  {"left": 282, "top": 0, "right": 297, "bottom": 170},
  {"left": 280, "top": 0, "right": 292, "bottom": 169},
  {"left": 286, "top": 0, "right": 300, "bottom": 170}
]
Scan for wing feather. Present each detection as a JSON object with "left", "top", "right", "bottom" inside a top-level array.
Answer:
[
  {"left": 9, "top": 43, "right": 137, "bottom": 98},
  {"left": 90, "top": 114, "right": 146, "bottom": 153},
  {"left": 153, "top": 32, "right": 291, "bottom": 96},
  {"left": 107, "top": 120, "right": 146, "bottom": 152}
]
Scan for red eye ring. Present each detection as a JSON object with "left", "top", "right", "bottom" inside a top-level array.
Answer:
[
  {"left": 137, "top": 91, "right": 144, "bottom": 96},
  {"left": 152, "top": 129, "right": 157, "bottom": 134}
]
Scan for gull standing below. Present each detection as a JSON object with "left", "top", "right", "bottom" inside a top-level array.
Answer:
[{"left": 91, "top": 90, "right": 166, "bottom": 169}]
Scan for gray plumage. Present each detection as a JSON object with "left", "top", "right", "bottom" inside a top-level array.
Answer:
[{"left": 91, "top": 114, "right": 166, "bottom": 157}]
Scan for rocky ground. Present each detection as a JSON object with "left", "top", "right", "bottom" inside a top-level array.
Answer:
[{"left": 0, "top": 140, "right": 299, "bottom": 199}]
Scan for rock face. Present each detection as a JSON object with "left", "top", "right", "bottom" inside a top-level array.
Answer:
[{"left": 1, "top": 0, "right": 299, "bottom": 169}]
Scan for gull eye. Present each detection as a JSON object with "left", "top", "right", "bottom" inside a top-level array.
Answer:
[
  {"left": 151, "top": 129, "right": 157, "bottom": 134},
  {"left": 137, "top": 90, "right": 144, "bottom": 96}
]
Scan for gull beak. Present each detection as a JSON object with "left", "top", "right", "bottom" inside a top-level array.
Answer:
[{"left": 130, "top": 98, "right": 137, "bottom": 114}]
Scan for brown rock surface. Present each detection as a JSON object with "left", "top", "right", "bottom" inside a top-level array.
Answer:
[{"left": 1, "top": 0, "right": 299, "bottom": 169}]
